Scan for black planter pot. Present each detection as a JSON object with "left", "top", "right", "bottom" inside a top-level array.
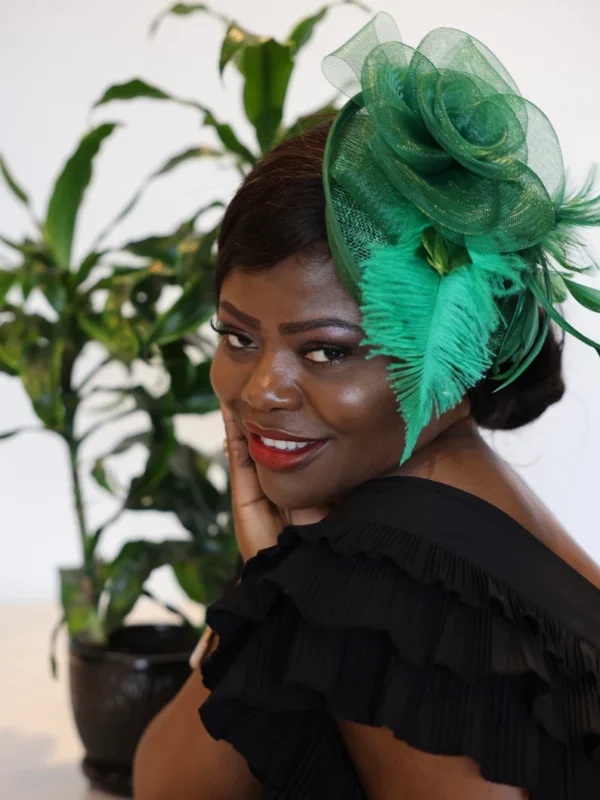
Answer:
[{"left": 69, "top": 624, "right": 199, "bottom": 797}]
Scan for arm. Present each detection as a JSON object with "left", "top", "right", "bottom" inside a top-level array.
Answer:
[
  {"left": 337, "top": 720, "right": 529, "bottom": 800},
  {"left": 134, "top": 405, "right": 328, "bottom": 799},
  {"left": 133, "top": 656, "right": 261, "bottom": 800}
]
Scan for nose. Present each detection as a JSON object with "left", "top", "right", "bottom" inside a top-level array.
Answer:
[{"left": 241, "top": 352, "right": 302, "bottom": 412}]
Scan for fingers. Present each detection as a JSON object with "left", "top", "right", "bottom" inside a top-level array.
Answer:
[
  {"left": 220, "top": 403, "right": 264, "bottom": 507},
  {"left": 220, "top": 402, "right": 284, "bottom": 561},
  {"left": 221, "top": 404, "right": 252, "bottom": 468}
]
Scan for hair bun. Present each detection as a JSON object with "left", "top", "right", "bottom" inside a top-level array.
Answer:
[{"left": 469, "top": 314, "right": 565, "bottom": 431}]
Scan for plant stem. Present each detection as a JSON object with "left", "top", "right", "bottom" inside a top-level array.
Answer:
[
  {"left": 68, "top": 440, "right": 92, "bottom": 581},
  {"left": 78, "top": 407, "right": 139, "bottom": 444},
  {"left": 49, "top": 613, "right": 66, "bottom": 680},
  {"left": 88, "top": 505, "right": 126, "bottom": 556},
  {"left": 76, "top": 355, "right": 111, "bottom": 392},
  {"left": 141, "top": 588, "right": 198, "bottom": 630}
]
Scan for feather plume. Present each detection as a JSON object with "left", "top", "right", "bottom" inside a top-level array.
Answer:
[{"left": 360, "top": 213, "right": 525, "bottom": 462}]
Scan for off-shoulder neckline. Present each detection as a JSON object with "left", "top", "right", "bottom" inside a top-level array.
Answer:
[{"left": 329, "top": 473, "right": 600, "bottom": 648}]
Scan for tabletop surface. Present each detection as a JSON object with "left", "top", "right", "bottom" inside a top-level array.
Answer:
[{"left": 0, "top": 600, "right": 199, "bottom": 800}]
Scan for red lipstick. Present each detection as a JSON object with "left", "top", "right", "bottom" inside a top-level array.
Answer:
[{"left": 244, "top": 422, "right": 329, "bottom": 472}]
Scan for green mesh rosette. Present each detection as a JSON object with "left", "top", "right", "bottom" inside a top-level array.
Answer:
[{"left": 322, "top": 12, "right": 600, "bottom": 462}]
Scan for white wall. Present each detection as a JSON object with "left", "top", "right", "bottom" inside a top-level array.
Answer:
[{"left": 1, "top": 0, "right": 599, "bottom": 605}]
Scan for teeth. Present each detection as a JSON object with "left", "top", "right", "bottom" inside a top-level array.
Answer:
[{"left": 260, "top": 436, "right": 313, "bottom": 451}]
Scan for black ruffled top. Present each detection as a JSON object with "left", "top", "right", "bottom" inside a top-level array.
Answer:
[{"left": 199, "top": 476, "right": 600, "bottom": 799}]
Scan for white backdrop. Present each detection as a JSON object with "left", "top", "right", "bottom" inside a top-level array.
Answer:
[{"left": 1, "top": 0, "right": 599, "bottom": 605}]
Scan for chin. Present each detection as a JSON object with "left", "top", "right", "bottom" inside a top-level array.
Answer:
[{"left": 255, "top": 466, "right": 342, "bottom": 511}]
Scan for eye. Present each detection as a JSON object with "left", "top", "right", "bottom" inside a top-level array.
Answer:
[
  {"left": 304, "top": 346, "right": 348, "bottom": 365},
  {"left": 225, "top": 332, "right": 253, "bottom": 349},
  {"left": 210, "top": 317, "right": 255, "bottom": 351}
]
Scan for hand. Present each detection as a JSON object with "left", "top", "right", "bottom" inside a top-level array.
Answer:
[{"left": 221, "top": 403, "right": 331, "bottom": 563}]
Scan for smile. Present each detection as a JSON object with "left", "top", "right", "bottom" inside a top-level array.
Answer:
[
  {"left": 248, "top": 433, "right": 328, "bottom": 471},
  {"left": 258, "top": 436, "right": 314, "bottom": 451}
]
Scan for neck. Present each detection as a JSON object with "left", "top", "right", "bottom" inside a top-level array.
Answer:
[{"left": 386, "top": 403, "right": 486, "bottom": 479}]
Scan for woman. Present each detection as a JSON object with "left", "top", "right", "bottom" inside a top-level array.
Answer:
[{"left": 134, "top": 15, "right": 600, "bottom": 799}]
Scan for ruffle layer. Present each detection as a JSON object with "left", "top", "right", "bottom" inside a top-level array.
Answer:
[{"left": 200, "top": 520, "right": 600, "bottom": 799}]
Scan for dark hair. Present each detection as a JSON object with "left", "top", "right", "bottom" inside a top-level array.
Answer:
[{"left": 215, "top": 122, "right": 565, "bottom": 431}]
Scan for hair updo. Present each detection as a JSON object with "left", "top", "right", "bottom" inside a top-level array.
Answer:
[{"left": 214, "top": 121, "right": 565, "bottom": 431}]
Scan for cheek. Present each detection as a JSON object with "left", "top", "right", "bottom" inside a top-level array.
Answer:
[
  {"left": 320, "top": 363, "right": 400, "bottom": 436},
  {"left": 210, "top": 349, "right": 242, "bottom": 406}
]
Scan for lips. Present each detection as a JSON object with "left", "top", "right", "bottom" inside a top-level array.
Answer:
[
  {"left": 247, "top": 434, "right": 327, "bottom": 471},
  {"left": 244, "top": 421, "right": 319, "bottom": 442},
  {"left": 242, "top": 421, "right": 330, "bottom": 471}
]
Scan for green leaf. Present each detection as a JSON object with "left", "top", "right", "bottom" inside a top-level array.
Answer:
[
  {"left": 45, "top": 124, "right": 119, "bottom": 269},
  {"left": 240, "top": 39, "right": 295, "bottom": 153},
  {"left": 164, "top": 351, "right": 219, "bottom": 413},
  {"left": 288, "top": 6, "right": 328, "bottom": 54},
  {"left": 119, "top": 203, "right": 220, "bottom": 268},
  {"left": 94, "top": 147, "right": 223, "bottom": 253},
  {"left": 280, "top": 101, "right": 338, "bottom": 141},
  {"left": 49, "top": 613, "right": 66, "bottom": 679},
  {"left": 172, "top": 560, "right": 206, "bottom": 604},
  {"left": 0, "top": 357, "right": 17, "bottom": 376},
  {"left": 92, "top": 459, "right": 113, "bottom": 492},
  {"left": 60, "top": 568, "right": 106, "bottom": 643},
  {"left": 97, "top": 431, "right": 150, "bottom": 461},
  {"left": 147, "top": 278, "right": 213, "bottom": 345},
  {"left": 149, "top": 3, "right": 216, "bottom": 36},
  {"left": 288, "top": 1, "right": 372, "bottom": 54},
  {"left": 0, "top": 234, "right": 27, "bottom": 253},
  {"left": 77, "top": 312, "right": 139, "bottom": 364},
  {"left": 93, "top": 78, "right": 254, "bottom": 165},
  {"left": 122, "top": 234, "right": 181, "bottom": 267},
  {"left": 0, "top": 309, "right": 25, "bottom": 374},
  {"left": 21, "top": 337, "right": 66, "bottom": 430},
  {"left": 6, "top": 254, "right": 68, "bottom": 311},
  {"left": 219, "top": 23, "right": 259, "bottom": 76},
  {"left": 156, "top": 146, "right": 222, "bottom": 175},
  {"left": 563, "top": 278, "right": 600, "bottom": 312},
  {"left": 125, "top": 417, "right": 177, "bottom": 510},
  {"left": 94, "top": 78, "right": 172, "bottom": 106},
  {"left": 126, "top": 433, "right": 226, "bottom": 543},
  {"left": 93, "top": 78, "right": 204, "bottom": 113},
  {"left": 0, "top": 154, "right": 31, "bottom": 207},
  {"left": 0, "top": 269, "right": 16, "bottom": 306},
  {"left": 75, "top": 250, "right": 106, "bottom": 286},
  {"left": 0, "top": 429, "right": 25, "bottom": 440},
  {"left": 104, "top": 539, "right": 193, "bottom": 631},
  {"left": 172, "top": 548, "right": 237, "bottom": 607},
  {"left": 203, "top": 112, "right": 256, "bottom": 164},
  {"left": 38, "top": 270, "right": 70, "bottom": 315}
]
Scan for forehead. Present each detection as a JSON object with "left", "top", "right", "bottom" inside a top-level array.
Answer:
[{"left": 220, "top": 255, "right": 361, "bottom": 322}]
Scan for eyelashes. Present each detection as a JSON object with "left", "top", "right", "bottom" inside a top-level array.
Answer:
[
  {"left": 209, "top": 316, "right": 351, "bottom": 367},
  {"left": 210, "top": 317, "right": 253, "bottom": 347}
]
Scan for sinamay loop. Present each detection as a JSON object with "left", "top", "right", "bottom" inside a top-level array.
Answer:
[{"left": 322, "top": 12, "right": 600, "bottom": 463}]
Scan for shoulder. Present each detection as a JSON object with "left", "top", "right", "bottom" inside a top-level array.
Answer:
[
  {"left": 322, "top": 475, "right": 600, "bottom": 647},
  {"left": 200, "top": 475, "right": 600, "bottom": 799}
]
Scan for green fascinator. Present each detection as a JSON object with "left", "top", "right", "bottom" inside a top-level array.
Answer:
[{"left": 322, "top": 12, "right": 600, "bottom": 463}]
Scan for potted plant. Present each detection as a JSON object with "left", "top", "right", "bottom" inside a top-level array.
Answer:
[
  {"left": 0, "top": 122, "right": 236, "bottom": 794},
  {"left": 0, "top": 0, "right": 368, "bottom": 795}
]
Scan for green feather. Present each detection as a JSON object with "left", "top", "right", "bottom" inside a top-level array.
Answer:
[
  {"left": 360, "top": 213, "right": 525, "bottom": 463},
  {"left": 543, "top": 166, "right": 600, "bottom": 275}
]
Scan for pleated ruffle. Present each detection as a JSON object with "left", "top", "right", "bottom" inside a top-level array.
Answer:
[{"left": 200, "top": 519, "right": 600, "bottom": 799}]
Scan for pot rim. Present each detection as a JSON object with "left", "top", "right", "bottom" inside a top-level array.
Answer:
[{"left": 69, "top": 623, "right": 198, "bottom": 667}]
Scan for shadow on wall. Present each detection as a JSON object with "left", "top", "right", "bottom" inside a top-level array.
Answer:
[{"left": 0, "top": 729, "right": 103, "bottom": 800}]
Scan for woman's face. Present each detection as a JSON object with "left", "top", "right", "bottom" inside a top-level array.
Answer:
[{"left": 210, "top": 254, "right": 407, "bottom": 510}]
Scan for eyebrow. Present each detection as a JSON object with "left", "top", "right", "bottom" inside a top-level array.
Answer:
[{"left": 219, "top": 300, "right": 363, "bottom": 336}]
